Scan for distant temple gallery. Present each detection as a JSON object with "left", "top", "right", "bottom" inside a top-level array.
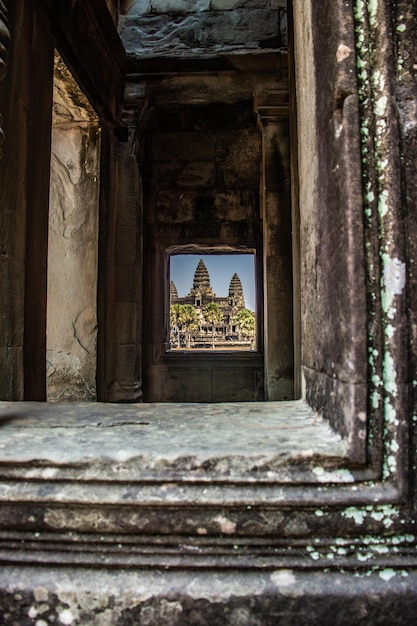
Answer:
[{"left": 170, "top": 259, "right": 256, "bottom": 350}]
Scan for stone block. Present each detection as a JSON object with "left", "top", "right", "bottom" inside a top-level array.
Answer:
[
  {"left": 114, "top": 264, "right": 139, "bottom": 302},
  {"left": 0, "top": 255, "right": 24, "bottom": 347},
  {"left": 152, "top": 161, "right": 216, "bottom": 190},
  {"left": 211, "top": 0, "right": 269, "bottom": 8},
  {"left": 216, "top": 129, "right": 262, "bottom": 162},
  {"left": 153, "top": 103, "right": 256, "bottom": 133},
  {"left": 176, "top": 161, "right": 216, "bottom": 188},
  {"left": 117, "top": 151, "right": 142, "bottom": 227},
  {"left": 120, "top": 0, "right": 151, "bottom": 16},
  {"left": 116, "top": 225, "right": 138, "bottom": 266},
  {"left": 149, "top": 132, "right": 216, "bottom": 162},
  {"left": 155, "top": 190, "right": 194, "bottom": 222},
  {"left": 121, "top": 9, "right": 280, "bottom": 57},
  {"left": 155, "top": 190, "right": 256, "bottom": 223},
  {"left": 213, "top": 367, "right": 262, "bottom": 401},
  {"left": 150, "top": 0, "right": 210, "bottom": 13},
  {"left": 114, "top": 302, "right": 138, "bottom": 345},
  {"left": 212, "top": 191, "right": 257, "bottom": 219},
  {"left": 0, "top": 537, "right": 416, "bottom": 624},
  {"left": 47, "top": 347, "right": 97, "bottom": 402},
  {"left": 0, "top": 347, "right": 24, "bottom": 400},
  {"left": 152, "top": 161, "right": 183, "bottom": 190},
  {"left": 110, "top": 343, "right": 139, "bottom": 382},
  {"left": 149, "top": 367, "right": 213, "bottom": 401},
  {"left": 216, "top": 161, "right": 260, "bottom": 189}
]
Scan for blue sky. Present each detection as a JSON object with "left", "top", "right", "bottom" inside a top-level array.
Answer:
[{"left": 170, "top": 254, "right": 256, "bottom": 312}]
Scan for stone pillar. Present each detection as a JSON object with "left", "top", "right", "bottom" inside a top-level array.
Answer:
[
  {"left": 258, "top": 93, "right": 294, "bottom": 400},
  {"left": 0, "top": 1, "right": 10, "bottom": 158},
  {"left": 105, "top": 85, "right": 144, "bottom": 402}
]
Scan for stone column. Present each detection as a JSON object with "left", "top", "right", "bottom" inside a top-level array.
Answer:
[
  {"left": 105, "top": 84, "right": 145, "bottom": 402},
  {"left": 257, "top": 93, "right": 294, "bottom": 400},
  {"left": 0, "top": 1, "right": 10, "bottom": 158}
]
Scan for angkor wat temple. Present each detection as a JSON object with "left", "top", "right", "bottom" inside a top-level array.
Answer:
[{"left": 170, "top": 259, "right": 255, "bottom": 349}]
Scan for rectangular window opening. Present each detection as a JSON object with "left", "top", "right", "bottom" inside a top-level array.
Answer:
[{"left": 169, "top": 253, "right": 258, "bottom": 353}]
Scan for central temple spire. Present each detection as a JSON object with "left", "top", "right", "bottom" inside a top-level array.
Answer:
[{"left": 188, "top": 259, "right": 215, "bottom": 297}]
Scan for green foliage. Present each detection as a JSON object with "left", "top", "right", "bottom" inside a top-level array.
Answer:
[
  {"left": 203, "top": 301, "right": 223, "bottom": 348},
  {"left": 234, "top": 308, "right": 256, "bottom": 338},
  {"left": 203, "top": 301, "right": 223, "bottom": 325},
  {"left": 182, "top": 304, "right": 198, "bottom": 330},
  {"left": 170, "top": 303, "right": 185, "bottom": 329},
  {"left": 170, "top": 304, "right": 198, "bottom": 348}
]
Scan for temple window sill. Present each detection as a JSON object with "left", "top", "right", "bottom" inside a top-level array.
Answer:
[{"left": 0, "top": 400, "right": 352, "bottom": 487}]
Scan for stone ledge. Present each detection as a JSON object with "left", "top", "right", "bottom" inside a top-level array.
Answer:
[
  {"left": 0, "top": 400, "right": 349, "bottom": 483},
  {"left": 0, "top": 401, "right": 410, "bottom": 542},
  {"left": 0, "top": 530, "right": 416, "bottom": 571},
  {"left": 0, "top": 566, "right": 416, "bottom": 625}
]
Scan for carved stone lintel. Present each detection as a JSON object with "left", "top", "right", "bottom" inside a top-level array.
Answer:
[{"left": 0, "top": 1, "right": 10, "bottom": 158}]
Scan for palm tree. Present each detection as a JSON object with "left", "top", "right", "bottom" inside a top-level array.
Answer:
[
  {"left": 203, "top": 301, "right": 223, "bottom": 348},
  {"left": 234, "top": 308, "right": 256, "bottom": 343},
  {"left": 181, "top": 304, "right": 198, "bottom": 348},
  {"left": 170, "top": 303, "right": 185, "bottom": 348}
]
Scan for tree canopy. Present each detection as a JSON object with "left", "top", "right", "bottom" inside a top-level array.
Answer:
[
  {"left": 234, "top": 308, "right": 256, "bottom": 339},
  {"left": 170, "top": 303, "right": 198, "bottom": 348},
  {"left": 203, "top": 301, "right": 223, "bottom": 348}
]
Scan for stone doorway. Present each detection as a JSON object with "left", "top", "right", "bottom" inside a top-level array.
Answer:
[{"left": 141, "top": 88, "right": 294, "bottom": 402}]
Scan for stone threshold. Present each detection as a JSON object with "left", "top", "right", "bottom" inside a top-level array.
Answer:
[{"left": 0, "top": 400, "right": 349, "bottom": 483}]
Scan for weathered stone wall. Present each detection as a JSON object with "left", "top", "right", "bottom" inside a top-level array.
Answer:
[
  {"left": 293, "top": 0, "right": 368, "bottom": 445},
  {"left": 47, "top": 57, "right": 101, "bottom": 402},
  {"left": 146, "top": 102, "right": 261, "bottom": 226},
  {"left": 397, "top": 0, "right": 417, "bottom": 442},
  {"left": 119, "top": 0, "right": 288, "bottom": 58}
]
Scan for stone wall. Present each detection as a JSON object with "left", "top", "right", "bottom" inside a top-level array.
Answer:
[
  {"left": 120, "top": 0, "right": 288, "bottom": 58},
  {"left": 293, "top": 0, "right": 368, "bottom": 445},
  {"left": 46, "top": 56, "right": 101, "bottom": 402}
]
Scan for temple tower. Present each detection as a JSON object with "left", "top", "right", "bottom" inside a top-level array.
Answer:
[
  {"left": 229, "top": 272, "right": 245, "bottom": 309},
  {"left": 188, "top": 259, "right": 215, "bottom": 298},
  {"left": 170, "top": 280, "right": 178, "bottom": 300}
]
